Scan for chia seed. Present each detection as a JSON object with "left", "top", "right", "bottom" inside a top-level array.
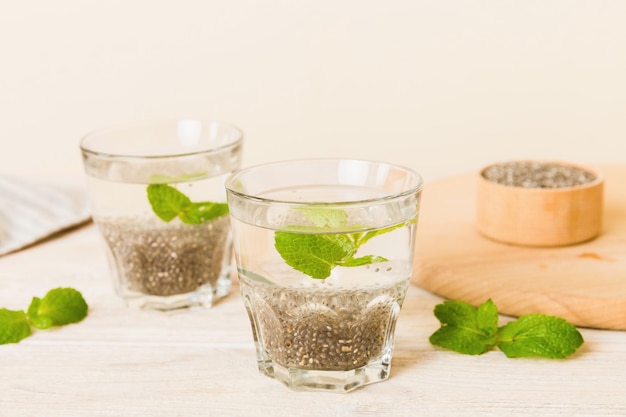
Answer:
[
  {"left": 98, "top": 215, "right": 231, "bottom": 296},
  {"left": 482, "top": 161, "right": 596, "bottom": 189},
  {"left": 242, "top": 279, "right": 408, "bottom": 371}
]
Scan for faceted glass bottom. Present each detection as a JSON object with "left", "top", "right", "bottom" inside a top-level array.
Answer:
[
  {"left": 119, "top": 273, "right": 231, "bottom": 310},
  {"left": 256, "top": 348, "right": 393, "bottom": 393},
  {"left": 239, "top": 268, "right": 406, "bottom": 393}
]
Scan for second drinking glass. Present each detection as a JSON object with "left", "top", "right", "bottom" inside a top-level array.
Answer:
[{"left": 80, "top": 119, "right": 243, "bottom": 310}]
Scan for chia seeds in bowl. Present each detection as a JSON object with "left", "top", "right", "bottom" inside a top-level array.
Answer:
[{"left": 482, "top": 161, "right": 597, "bottom": 189}]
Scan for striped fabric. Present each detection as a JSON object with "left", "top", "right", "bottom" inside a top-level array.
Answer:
[{"left": 0, "top": 177, "right": 91, "bottom": 256}]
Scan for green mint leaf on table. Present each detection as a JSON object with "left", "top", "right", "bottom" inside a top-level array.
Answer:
[
  {"left": 429, "top": 299, "right": 498, "bottom": 355},
  {"left": 497, "top": 314, "right": 584, "bottom": 359},
  {"left": 0, "top": 309, "right": 31, "bottom": 344},
  {"left": 147, "top": 184, "right": 228, "bottom": 225},
  {"left": 274, "top": 207, "right": 407, "bottom": 279},
  {"left": 429, "top": 299, "right": 584, "bottom": 359},
  {"left": 0, "top": 287, "right": 88, "bottom": 345},
  {"left": 27, "top": 288, "right": 88, "bottom": 330}
]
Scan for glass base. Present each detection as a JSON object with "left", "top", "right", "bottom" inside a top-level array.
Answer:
[
  {"left": 119, "top": 275, "right": 231, "bottom": 310},
  {"left": 239, "top": 274, "right": 404, "bottom": 392},
  {"left": 256, "top": 354, "right": 392, "bottom": 393}
]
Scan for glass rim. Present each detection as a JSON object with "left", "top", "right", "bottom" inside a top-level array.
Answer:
[
  {"left": 225, "top": 157, "right": 423, "bottom": 206},
  {"left": 79, "top": 118, "right": 243, "bottom": 160}
]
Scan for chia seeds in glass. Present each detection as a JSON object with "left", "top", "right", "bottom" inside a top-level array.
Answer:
[
  {"left": 242, "top": 277, "right": 408, "bottom": 371},
  {"left": 482, "top": 161, "right": 596, "bottom": 189},
  {"left": 98, "top": 215, "right": 231, "bottom": 296}
]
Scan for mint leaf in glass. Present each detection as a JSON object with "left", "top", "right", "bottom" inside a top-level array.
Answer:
[
  {"left": 497, "top": 314, "right": 584, "bottom": 359},
  {"left": 147, "top": 184, "right": 192, "bottom": 222},
  {"left": 351, "top": 222, "right": 407, "bottom": 247},
  {"left": 179, "top": 201, "right": 229, "bottom": 224},
  {"left": 148, "top": 172, "right": 208, "bottom": 183},
  {"left": 339, "top": 254, "right": 388, "bottom": 267},
  {"left": 147, "top": 184, "right": 228, "bottom": 225},
  {"left": 0, "top": 308, "right": 31, "bottom": 345},
  {"left": 274, "top": 208, "right": 405, "bottom": 279},
  {"left": 274, "top": 232, "right": 357, "bottom": 279},
  {"left": 298, "top": 207, "right": 348, "bottom": 228},
  {"left": 429, "top": 299, "right": 498, "bottom": 355},
  {"left": 27, "top": 288, "right": 88, "bottom": 330}
]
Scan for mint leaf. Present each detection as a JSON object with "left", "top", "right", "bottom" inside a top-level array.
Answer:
[
  {"left": 352, "top": 222, "right": 407, "bottom": 246},
  {"left": 429, "top": 299, "right": 498, "bottom": 355},
  {"left": 497, "top": 314, "right": 584, "bottom": 359},
  {"left": 27, "top": 297, "right": 53, "bottom": 329},
  {"left": 476, "top": 298, "right": 499, "bottom": 336},
  {"left": 274, "top": 208, "right": 409, "bottom": 279},
  {"left": 148, "top": 172, "right": 208, "bottom": 183},
  {"left": 147, "top": 184, "right": 228, "bottom": 225},
  {"left": 179, "top": 201, "right": 229, "bottom": 224},
  {"left": 274, "top": 232, "right": 357, "bottom": 279},
  {"left": 298, "top": 207, "right": 348, "bottom": 228},
  {"left": 339, "top": 255, "right": 388, "bottom": 267},
  {"left": 147, "top": 184, "right": 191, "bottom": 222},
  {"left": 429, "top": 299, "right": 584, "bottom": 359},
  {"left": 0, "top": 309, "right": 31, "bottom": 344},
  {"left": 27, "top": 288, "right": 88, "bottom": 330}
]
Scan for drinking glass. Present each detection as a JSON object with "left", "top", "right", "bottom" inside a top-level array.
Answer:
[
  {"left": 225, "top": 158, "right": 422, "bottom": 392},
  {"left": 80, "top": 119, "right": 243, "bottom": 310}
]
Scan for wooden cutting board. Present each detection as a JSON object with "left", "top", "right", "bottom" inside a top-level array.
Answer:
[{"left": 411, "top": 164, "right": 626, "bottom": 330}]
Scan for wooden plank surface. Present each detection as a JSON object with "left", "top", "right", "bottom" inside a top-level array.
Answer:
[
  {"left": 1, "top": 206, "right": 626, "bottom": 416},
  {"left": 412, "top": 164, "right": 626, "bottom": 330}
]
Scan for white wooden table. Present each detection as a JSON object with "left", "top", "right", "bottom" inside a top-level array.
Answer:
[{"left": 1, "top": 222, "right": 626, "bottom": 416}]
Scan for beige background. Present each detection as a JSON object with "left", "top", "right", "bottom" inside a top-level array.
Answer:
[{"left": 1, "top": 1, "right": 625, "bottom": 184}]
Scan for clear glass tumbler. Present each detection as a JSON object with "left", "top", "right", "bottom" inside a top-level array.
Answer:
[
  {"left": 80, "top": 119, "right": 243, "bottom": 310},
  {"left": 225, "top": 159, "right": 422, "bottom": 392}
]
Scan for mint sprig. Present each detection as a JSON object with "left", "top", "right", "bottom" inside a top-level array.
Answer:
[
  {"left": 0, "top": 287, "right": 88, "bottom": 345},
  {"left": 274, "top": 207, "right": 407, "bottom": 279},
  {"left": 146, "top": 184, "right": 228, "bottom": 225},
  {"left": 429, "top": 299, "right": 584, "bottom": 359},
  {"left": 274, "top": 232, "right": 389, "bottom": 279}
]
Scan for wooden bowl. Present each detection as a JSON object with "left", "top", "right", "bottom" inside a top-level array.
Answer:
[{"left": 476, "top": 161, "right": 604, "bottom": 247}]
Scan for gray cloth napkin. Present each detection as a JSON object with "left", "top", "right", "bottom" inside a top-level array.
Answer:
[{"left": 0, "top": 176, "right": 91, "bottom": 256}]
